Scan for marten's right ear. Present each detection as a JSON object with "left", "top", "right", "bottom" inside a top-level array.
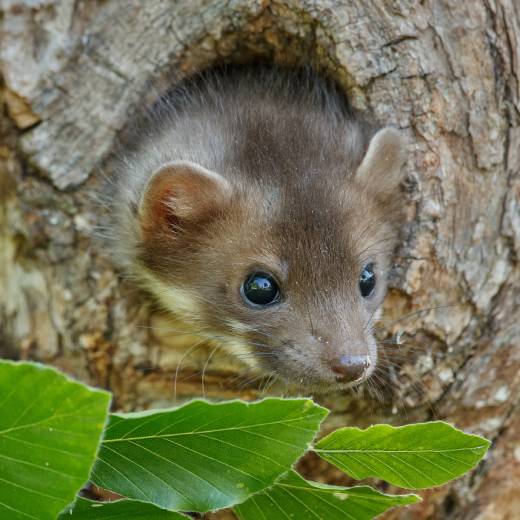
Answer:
[
  {"left": 354, "top": 128, "right": 407, "bottom": 195},
  {"left": 138, "top": 160, "right": 232, "bottom": 237}
]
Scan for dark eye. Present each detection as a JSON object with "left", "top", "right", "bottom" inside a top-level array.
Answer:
[
  {"left": 241, "top": 272, "right": 280, "bottom": 307},
  {"left": 359, "top": 263, "right": 376, "bottom": 298}
]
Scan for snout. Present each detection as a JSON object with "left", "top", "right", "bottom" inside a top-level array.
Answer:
[
  {"left": 331, "top": 354, "right": 372, "bottom": 383},
  {"left": 258, "top": 332, "right": 378, "bottom": 391},
  {"left": 319, "top": 335, "right": 377, "bottom": 386}
]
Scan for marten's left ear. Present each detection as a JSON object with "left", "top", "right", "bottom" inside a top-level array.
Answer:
[{"left": 355, "top": 128, "right": 407, "bottom": 193}]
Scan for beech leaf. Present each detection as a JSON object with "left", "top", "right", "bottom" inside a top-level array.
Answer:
[
  {"left": 315, "top": 421, "right": 490, "bottom": 489},
  {"left": 234, "top": 470, "right": 419, "bottom": 520},
  {"left": 0, "top": 361, "right": 110, "bottom": 520},
  {"left": 93, "top": 398, "right": 327, "bottom": 512},
  {"left": 60, "top": 497, "right": 188, "bottom": 519}
]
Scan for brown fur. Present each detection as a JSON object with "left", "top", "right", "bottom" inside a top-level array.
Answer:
[{"left": 105, "top": 65, "right": 407, "bottom": 392}]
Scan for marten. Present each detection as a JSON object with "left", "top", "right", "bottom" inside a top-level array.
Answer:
[{"left": 104, "top": 65, "right": 407, "bottom": 393}]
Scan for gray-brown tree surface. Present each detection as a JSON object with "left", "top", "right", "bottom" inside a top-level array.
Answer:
[{"left": 1, "top": 1, "right": 519, "bottom": 518}]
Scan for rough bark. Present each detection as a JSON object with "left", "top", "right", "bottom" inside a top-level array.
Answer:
[{"left": 1, "top": 1, "right": 519, "bottom": 518}]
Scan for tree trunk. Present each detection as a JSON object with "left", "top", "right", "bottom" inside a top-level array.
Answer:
[{"left": 1, "top": 1, "right": 519, "bottom": 518}]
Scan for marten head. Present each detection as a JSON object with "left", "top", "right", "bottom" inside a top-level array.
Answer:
[{"left": 132, "top": 124, "right": 406, "bottom": 393}]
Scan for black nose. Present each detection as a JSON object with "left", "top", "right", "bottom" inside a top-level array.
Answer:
[{"left": 331, "top": 355, "right": 370, "bottom": 383}]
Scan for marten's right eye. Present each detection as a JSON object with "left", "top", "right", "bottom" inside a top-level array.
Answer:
[
  {"left": 359, "top": 263, "right": 376, "bottom": 298},
  {"left": 241, "top": 272, "right": 280, "bottom": 307}
]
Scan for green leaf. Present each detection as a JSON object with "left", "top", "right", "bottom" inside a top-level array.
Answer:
[
  {"left": 0, "top": 360, "right": 110, "bottom": 520},
  {"left": 314, "top": 421, "right": 490, "bottom": 489},
  {"left": 234, "top": 470, "right": 419, "bottom": 520},
  {"left": 93, "top": 398, "right": 327, "bottom": 513},
  {"left": 60, "top": 497, "right": 189, "bottom": 519}
]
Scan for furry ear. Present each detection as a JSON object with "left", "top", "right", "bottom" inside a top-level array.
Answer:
[
  {"left": 139, "top": 160, "right": 231, "bottom": 236},
  {"left": 355, "top": 128, "right": 407, "bottom": 194}
]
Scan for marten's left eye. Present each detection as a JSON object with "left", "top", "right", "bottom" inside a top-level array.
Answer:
[
  {"left": 241, "top": 272, "right": 280, "bottom": 307},
  {"left": 359, "top": 263, "right": 376, "bottom": 298}
]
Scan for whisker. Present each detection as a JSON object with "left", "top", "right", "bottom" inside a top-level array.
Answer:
[
  {"left": 201, "top": 344, "right": 223, "bottom": 397},
  {"left": 174, "top": 339, "right": 207, "bottom": 399},
  {"left": 237, "top": 372, "right": 264, "bottom": 391},
  {"left": 375, "top": 304, "right": 460, "bottom": 331},
  {"left": 261, "top": 374, "right": 279, "bottom": 395}
]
